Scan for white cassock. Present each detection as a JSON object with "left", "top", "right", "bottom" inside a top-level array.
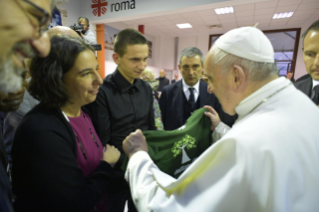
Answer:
[{"left": 125, "top": 77, "right": 319, "bottom": 212}]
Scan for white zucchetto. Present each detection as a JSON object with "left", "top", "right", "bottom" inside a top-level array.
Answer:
[{"left": 215, "top": 27, "right": 275, "bottom": 63}]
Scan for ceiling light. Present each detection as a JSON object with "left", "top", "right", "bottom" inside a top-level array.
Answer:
[
  {"left": 177, "top": 23, "right": 192, "bottom": 29},
  {"left": 272, "top": 12, "right": 294, "bottom": 19},
  {"left": 214, "top": 7, "right": 234, "bottom": 15}
]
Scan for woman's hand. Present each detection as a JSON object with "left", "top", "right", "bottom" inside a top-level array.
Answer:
[{"left": 102, "top": 144, "right": 121, "bottom": 168}]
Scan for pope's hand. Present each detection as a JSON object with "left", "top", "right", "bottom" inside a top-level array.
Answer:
[
  {"left": 203, "top": 105, "right": 221, "bottom": 131},
  {"left": 123, "top": 129, "right": 148, "bottom": 159}
]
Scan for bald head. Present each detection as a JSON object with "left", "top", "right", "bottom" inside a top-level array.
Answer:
[
  {"left": 159, "top": 69, "right": 166, "bottom": 78},
  {"left": 47, "top": 26, "right": 80, "bottom": 38}
]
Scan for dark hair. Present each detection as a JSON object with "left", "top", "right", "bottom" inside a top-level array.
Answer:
[
  {"left": 302, "top": 20, "right": 319, "bottom": 46},
  {"left": 29, "top": 35, "right": 94, "bottom": 109},
  {"left": 114, "top": 28, "right": 148, "bottom": 57}
]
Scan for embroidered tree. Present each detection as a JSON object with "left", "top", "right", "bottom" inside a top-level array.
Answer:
[{"left": 172, "top": 134, "right": 196, "bottom": 164}]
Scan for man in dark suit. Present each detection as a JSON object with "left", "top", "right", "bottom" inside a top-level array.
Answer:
[
  {"left": 294, "top": 20, "right": 319, "bottom": 105},
  {"left": 171, "top": 73, "right": 179, "bottom": 83},
  {"left": 159, "top": 47, "right": 237, "bottom": 130}
]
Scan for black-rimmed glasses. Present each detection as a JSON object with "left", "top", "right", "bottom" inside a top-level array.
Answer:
[{"left": 18, "top": 0, "right": 51, "bottom": 36}]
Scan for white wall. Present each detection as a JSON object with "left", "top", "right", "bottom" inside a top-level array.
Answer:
[
  {"left": 294, "top": 12, "right": 319, "bottom": 80},
  {"left": 66, "top": 0, "right": 80, "bottom": 27}
]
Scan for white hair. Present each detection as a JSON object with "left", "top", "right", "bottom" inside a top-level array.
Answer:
[
  {"left": 210, "top": 45, "right": 278, "bottom": 81},
  {"left": 141, "top": 68, "right": 155, "bottom": 81},
  {"left": 0, "top": 57, "right": 23, "bottom": 93}
]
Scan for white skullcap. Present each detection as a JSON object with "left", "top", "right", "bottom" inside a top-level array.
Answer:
[{"left": 215, "top": 27, "right": 274, "bottom": 63}]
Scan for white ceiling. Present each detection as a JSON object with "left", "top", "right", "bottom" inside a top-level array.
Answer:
[{"left": 105, "top": 0, "right": 319, "bottom": 37}]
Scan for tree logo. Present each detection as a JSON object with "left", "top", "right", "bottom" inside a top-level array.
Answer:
[{"left": 172, "top": 134, "right": 196, "bottom": 164}]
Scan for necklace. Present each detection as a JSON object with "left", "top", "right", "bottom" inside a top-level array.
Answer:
[
  {"left": 62, "top": 110, "right": 102, "bottom": 171},
  {"left": 247, "top": 82, "right": 292, "bottom": 115}
]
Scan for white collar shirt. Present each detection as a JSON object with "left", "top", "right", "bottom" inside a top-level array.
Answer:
[
  {"left": 312, "top": 79, "right": 319, "bottom": 89},
  {"left": 182, "top": 80, "right": 200, "bottom": 102}
]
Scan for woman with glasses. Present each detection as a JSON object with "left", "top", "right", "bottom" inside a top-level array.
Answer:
[{"left": 11, "top": 35, "right": 120, "bottom": 212}]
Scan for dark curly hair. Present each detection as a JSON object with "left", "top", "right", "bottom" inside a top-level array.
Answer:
[{"left": 29, "top": 35, "right": 94, "bottom": 109}]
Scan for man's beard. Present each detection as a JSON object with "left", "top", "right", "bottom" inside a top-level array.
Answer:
[
  {"left": 0, "top": 57, "right": 23, "bottom": 93},
  {"left": 0, "top": 42, "right": 36, "bottom": 93}
]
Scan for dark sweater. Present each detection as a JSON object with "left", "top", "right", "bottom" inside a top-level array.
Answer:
[
  {"left": 11, "top": 104, "right": 114, "bottom": 212},
  {"left": 156, "top": 77, "right": 170, "bottom": 92}
]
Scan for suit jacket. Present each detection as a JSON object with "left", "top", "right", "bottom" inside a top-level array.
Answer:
[
  {"left": 294, "top": 74, "right": 312, "bottom": 97},
  {"left": 171, "top": 79, "right": 178, "bottom": 84},
  {"left": 159, "top": 80, "right": 236, "bottom": 130}
]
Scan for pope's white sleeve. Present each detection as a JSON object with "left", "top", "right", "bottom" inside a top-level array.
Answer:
[
  {"left": 125, "top": 151, "right": 167, "bottom": 212},
  {"left": 212, "top": 122, "right": 231, "bottom": 142}
]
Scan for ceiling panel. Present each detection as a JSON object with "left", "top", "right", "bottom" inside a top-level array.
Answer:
[
  {"left": 216, "top": 13, "right": 236, "bottom": 19},
  {"left": 255, "top": 7, "right": 276, "bottom": 15},
  {"left": 302, "top": 0, "right": 319, "bottom": 3},
  {"left": 297, "top": 2, "right": 319, "bottom": 10},
  {"left": 165, "top": 14, "right": 184, "bottom": 20},
  {"left": 294, "top": 9, "right": 318, "bottom": 18},
  {"left": 237, "top": 16, "right": 254, "bottom": 22},
  {"left": 278, "top": 0, "right": 303, "bottom": 6},
  {"left": 233, "top": 3, "right": 255, "bottom": 12},
  {"left": 289, "top": 14, "right": 312, "bottom": 21},
  {"left": 275, "top": 5, "right": 299, "bottom": 13},
  {"left": 219, "top": 18, "right": 237, "bottom": 24},
  {"left": 171, "top": 19, "right": 188, "bottom": 24},
  {"left": 196, "top": 9, "right": 216, "bottom": 16},
  {"left": 255, "top": 0, "right": 279, "bottom": 9},
  {"left": 235, "top": 10, "right": 254, "bottom": 17}
]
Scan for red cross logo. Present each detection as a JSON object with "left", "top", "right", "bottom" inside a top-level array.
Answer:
[{"left": 92, "top": 0, "right": 108, "bottom": 17}]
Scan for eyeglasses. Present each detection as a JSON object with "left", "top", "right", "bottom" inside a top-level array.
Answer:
[{"left": 16, "top": 0, "right": 51, "bottom": 37}]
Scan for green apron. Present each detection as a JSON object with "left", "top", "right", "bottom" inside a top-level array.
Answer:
[{"left": 122, "top": 108, "right": 213, "bottom": 178}]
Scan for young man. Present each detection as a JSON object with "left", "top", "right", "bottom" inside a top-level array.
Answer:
[
  {"left": 294, "top": 20, "right": 319, "bottom": 105},
  {"left": 122, "top": 27, "right": 319, "bottom": 212},
  {"left": 86, "top": 28, "right": 156, "bottom": 212},
  {"left": 159, "top": 47, "right": 236, "bottom": 130}
]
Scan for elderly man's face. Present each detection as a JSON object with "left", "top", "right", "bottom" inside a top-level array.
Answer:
[
  {"left": 204, "top": 52, "right": 235, "bottom": 115},
  {"left": 303, "top": 30, "right": 319, "bottom": 81},
  {"left": 0, "top": 0, "right": 52, "bottom": 92}
]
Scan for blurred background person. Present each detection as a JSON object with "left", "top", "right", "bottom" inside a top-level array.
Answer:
[
  {"left": 286, "top": 71, "right": 295, "bottom": 82},
  {"left": 141, "top": 69, "right": 163, "bottom": 130},
  {"left": 171, "top": 73, "right": 179, "bottom": 84},
  {"left": 12, "top": 35, "right": 120, "bottom": 212},
  {"left": 156, "top": 69, "right": 170, "bottom": 92},
  {"left": 78, "top": 17, "right": 97, "bottom": 44}
]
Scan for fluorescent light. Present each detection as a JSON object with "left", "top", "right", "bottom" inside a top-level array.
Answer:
[
  {"left": 272, "top": 12, "right": 294, "bottom": 19},
  {"left": 177, "top": 23, "right": 192, "bottom": 29},
  {"left": 214, "top": 7, "right": 234, "bottom": 15}
]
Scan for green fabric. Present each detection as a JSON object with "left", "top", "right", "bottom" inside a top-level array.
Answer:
[{"left": 121, "top": 108, "right": 213, "bottom": 178}]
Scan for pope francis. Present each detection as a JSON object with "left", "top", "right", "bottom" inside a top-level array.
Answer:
[{"left": 122, "top": 26, "right": 319, "bottom": 212}]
